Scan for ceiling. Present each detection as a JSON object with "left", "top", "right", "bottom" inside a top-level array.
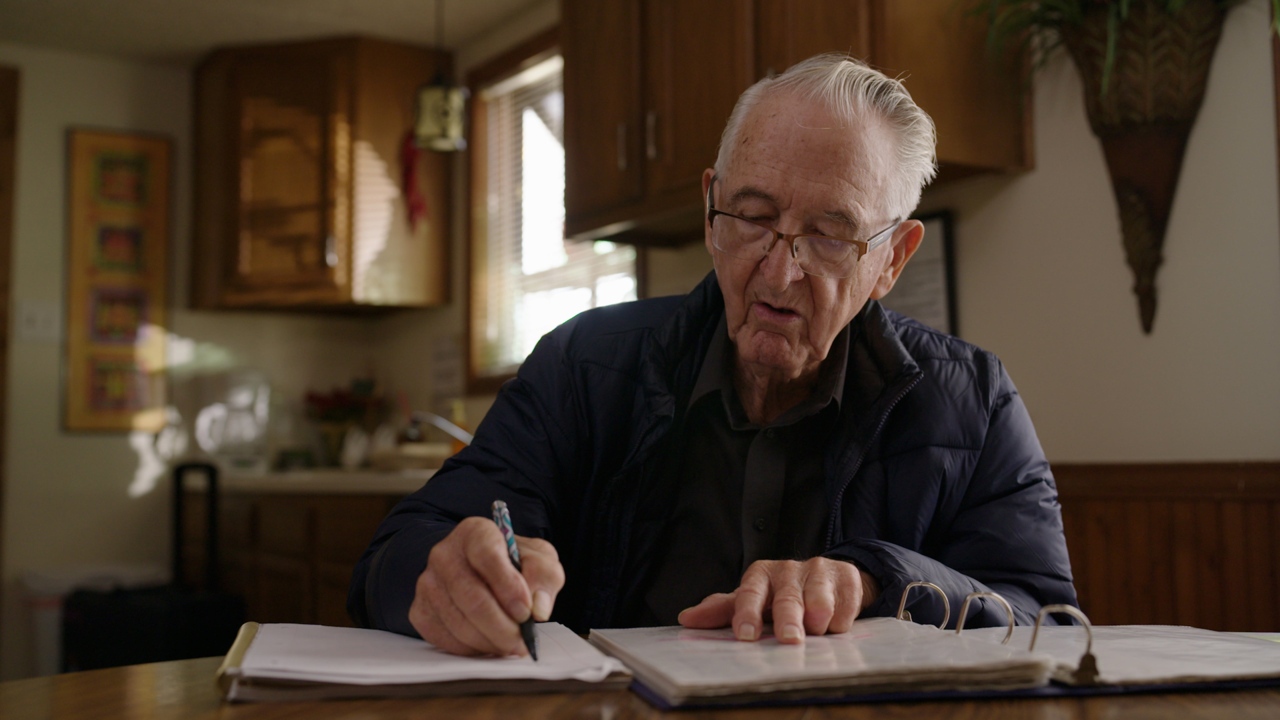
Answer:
[{"left": 0, "top": 0, "right": 540, "bottom": 65}]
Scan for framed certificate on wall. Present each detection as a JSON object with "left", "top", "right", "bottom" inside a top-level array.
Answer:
[{"left": 878, "top": 210, "right": 957, "bottom": 336}]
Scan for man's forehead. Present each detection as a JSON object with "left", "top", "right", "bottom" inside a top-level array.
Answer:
[
  {"left": 724, "top": 93, "right": 892, "bottom": 226},
  {"left": 725, "top": 183, "right": 863, "bottom": 229}
]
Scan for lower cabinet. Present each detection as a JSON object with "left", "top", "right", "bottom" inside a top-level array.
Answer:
[{"left": 184, "top": 492, "right": 401, "bottom": 626}]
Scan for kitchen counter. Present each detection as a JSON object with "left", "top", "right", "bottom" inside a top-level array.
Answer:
[{"left": 182, "top": 467, "right": 435, "bottom": 495}]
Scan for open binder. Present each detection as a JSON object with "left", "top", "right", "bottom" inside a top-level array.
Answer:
[{"left": 589, "top": 582, "right": 1280, "bottom": 709}]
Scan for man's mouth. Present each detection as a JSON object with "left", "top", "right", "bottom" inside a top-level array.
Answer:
[{"left": 753, "top": 301, "right": 800, "bottom": 322}]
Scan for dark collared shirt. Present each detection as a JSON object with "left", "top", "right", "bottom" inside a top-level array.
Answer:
[{"left": 631, "top": 316, "right": 850, "bottom": 625}]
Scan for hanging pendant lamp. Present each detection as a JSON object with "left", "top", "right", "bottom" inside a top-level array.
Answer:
[{"left": 415, "top": 0, "right": 468, "bottom": 152}]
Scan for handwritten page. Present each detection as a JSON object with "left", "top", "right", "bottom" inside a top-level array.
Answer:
[{"left": 234, "top": 622, "right": 626, "bottom": 686}]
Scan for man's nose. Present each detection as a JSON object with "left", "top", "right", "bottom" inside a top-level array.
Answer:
[{"left": 758, "top": 235, "right": 806, "bottom": 289}]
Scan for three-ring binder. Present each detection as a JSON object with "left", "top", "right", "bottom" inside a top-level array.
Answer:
[{"left": 896, "top": 582, "right": 1099, "bottom": 685}]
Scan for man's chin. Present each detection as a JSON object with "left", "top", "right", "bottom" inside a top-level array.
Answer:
[{"left": 736, "top": 334, "right": 813, "bottom": 377}]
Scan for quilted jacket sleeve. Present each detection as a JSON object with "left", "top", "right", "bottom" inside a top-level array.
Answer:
[
  {"left": 347, "top": 329, "right": 584, "bottom": 636},
  {"left": 826, "top": 369, "right": 1078, "bottom": 629}
]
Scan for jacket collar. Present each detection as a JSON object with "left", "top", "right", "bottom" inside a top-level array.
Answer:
[
  {"left": 615, "top": 272, "right": 724, "bottom": 475},
  {"left": 624, "top": 271, "right": 922, "bottom": 476}
]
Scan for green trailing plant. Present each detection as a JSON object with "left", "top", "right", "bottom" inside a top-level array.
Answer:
[{"left": 973, "top": 0, "right": 1277, "bottom": 95}]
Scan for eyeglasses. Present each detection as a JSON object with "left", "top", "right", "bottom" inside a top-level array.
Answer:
[{"left": 705, "top": 175, "right": 901, "bottom": 279}]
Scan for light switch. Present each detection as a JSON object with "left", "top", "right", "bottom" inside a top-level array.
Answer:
[{"left": 15, "top": 300, "right": 62, "bottom": 343}]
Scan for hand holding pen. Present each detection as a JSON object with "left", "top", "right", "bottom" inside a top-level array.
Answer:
[
  {"left": 407, "top": 508, "right": 565, "bottom": 658},
  {"left": 492, "top": 500, "right": 539, "bottom": 660}
]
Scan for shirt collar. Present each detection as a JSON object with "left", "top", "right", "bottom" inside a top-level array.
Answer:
[{"left": 688, "top": 313, "right": 851, "bottom": 428}]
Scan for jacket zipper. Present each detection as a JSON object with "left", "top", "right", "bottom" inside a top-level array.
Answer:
[{"left": 825, "top": 372, "right": 923, "bottom": 549}]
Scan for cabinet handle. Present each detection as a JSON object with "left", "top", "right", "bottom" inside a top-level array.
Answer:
[
  {"left": 616, "top": 122, "right": 627, "bottom": 171},
  {"left": 324, "top": 235, "right": 338, "bottom": 268},
  {"left": 645, "top": 111, "right": 658, "bottom": 161}
]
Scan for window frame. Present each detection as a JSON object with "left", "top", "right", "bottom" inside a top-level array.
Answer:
[{"left": 465, "top": 27, "right": 562, "bottom": 395}]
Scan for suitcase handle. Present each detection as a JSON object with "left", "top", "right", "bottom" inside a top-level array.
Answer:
[{"left": 172, "top": 462, "right": 219, "bottom": 593}]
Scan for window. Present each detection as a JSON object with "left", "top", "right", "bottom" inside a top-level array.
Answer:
[{"left": 469, "top": 37, "right": 636, "bottom": 389}]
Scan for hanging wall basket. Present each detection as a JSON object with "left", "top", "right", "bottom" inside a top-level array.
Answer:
[{"left": 1060, "top": 0, "right": 1227, "bottom": 333}]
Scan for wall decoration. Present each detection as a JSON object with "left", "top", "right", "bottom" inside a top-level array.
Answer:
[
  {"left": 65, "top": 129, "right": 170, "bottom": 431},
  {"left": 973, "top": 0, "right": 1276, "bottom": 333},
  {"left": 879, "top": 211, "right": 958, "bottom": 336}
]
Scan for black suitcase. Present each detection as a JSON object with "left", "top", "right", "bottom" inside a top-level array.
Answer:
[{"left": 61, "top": 462, "right": 247, "bottom": 671}]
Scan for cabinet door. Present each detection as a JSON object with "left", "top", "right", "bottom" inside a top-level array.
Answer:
[
  {"left": 255, "top": 553, "right": 315, "bottom": 623},
  {"left": 563, "top": 0, "right": 645, "bottom": 224},
  {"left": 225, "top": 46, "right": 350, "bottom": 303},
  {"left": 315, "top": 561, "right": 357, "bottom": 627},
  {"left": 875, "top": 0, "right": 1029, "bottom": 176},
  {"left": 755, "top": 0, "right": 872, "bottom": 79},
  {"left": 644, "top": 0, "right": 754, "bottom": 199}
]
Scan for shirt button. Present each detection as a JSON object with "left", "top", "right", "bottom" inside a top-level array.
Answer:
[
  {"left": 754, "top": 517, "right": 767, "bottom": 532},
  {"left": 764, "top": 428, "right": 777, "bottom": 439}
]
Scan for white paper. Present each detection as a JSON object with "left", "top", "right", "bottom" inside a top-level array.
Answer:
[
  {"left": 591, "top": 618, "right": 1052, "bottom": 700},
  {"left": 234, "top": 622, "right": 627, "bottom": 686},
  {"left": 966, "top": 625, "right": 1280, "bottom": 685}
]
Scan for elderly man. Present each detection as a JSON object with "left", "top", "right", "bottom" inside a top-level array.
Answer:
[{"left": 349, "top": 54, "right": 1076, "bottom": 657}]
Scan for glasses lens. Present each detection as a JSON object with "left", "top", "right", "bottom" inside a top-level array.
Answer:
[
  {"left": 796, "top": 236, "right": 857, "bottom": 278},
  {"left": 712, "top": 215, "right": 773, "bottom": 261}
]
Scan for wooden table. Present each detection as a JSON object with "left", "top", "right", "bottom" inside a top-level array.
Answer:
[{"left": 4, "top": 656, "right": 1280, "bottom": 719}]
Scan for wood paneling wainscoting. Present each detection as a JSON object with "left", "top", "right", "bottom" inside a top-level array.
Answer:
[{"left": 1055, "top": 462, "right": 1280, "bottom": 631}]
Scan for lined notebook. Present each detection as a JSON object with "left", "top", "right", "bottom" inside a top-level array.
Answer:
[
  {"left": 217, "top": 622, "right": 630, "bottom": 702},
  {"left": 589, "top": 618, "right": 1053, "bottom": 707}
]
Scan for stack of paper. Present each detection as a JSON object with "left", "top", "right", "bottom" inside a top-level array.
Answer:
[
  {"left": 967, "top": 625, "right": 1280, "bottom": 687},
  {"left": 589, "top": 618, "right": 1054, "bottom": 707},
  {"left": 218, "top": 622, "right": 631, "bottom": 702}
]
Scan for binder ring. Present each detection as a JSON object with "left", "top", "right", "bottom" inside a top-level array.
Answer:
[
  {"left": 1030, "top": 604, "right": 1092, "bottom": 654},
  {"left": 954, "top": 592, "right": 1015, "bottom": 645},
  {"left": 895, "top": 581, "right": 950, "bottom": 629},
  {"left": 1030, "top": 604, "right": 1099, "bottom": 685}
]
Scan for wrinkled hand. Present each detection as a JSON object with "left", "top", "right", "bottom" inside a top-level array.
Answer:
[
  {"left": 409, "top": 516, "right": 565, "bottom": 657},
  {"left": 677, "top": 558, "right": 879, "bottom": 643}
]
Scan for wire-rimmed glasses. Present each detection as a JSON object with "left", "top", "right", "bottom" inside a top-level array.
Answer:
[{"left": 706, "top": 175, "right": 901, "bottom": 279}]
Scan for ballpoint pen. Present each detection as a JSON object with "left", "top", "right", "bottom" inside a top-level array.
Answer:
[{"left": 491, "top": 500, "right": 538, "bottom": 660}]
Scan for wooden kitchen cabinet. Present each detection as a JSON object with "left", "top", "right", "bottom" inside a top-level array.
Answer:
[
  {"left": 754, "top": 0, "right": 873, "bottom": 79},
  {"left": 184, "top": 491, "right": 401, "bottom": 626},
  {"left": 755, "top": 0, "right": 1029, "bottom": 182},
  {"left": 562, "top": 0, "right": 1028, "bottom": 245},
  {"left": 563, "top": 0, "right": 754, "bottom": 244},
  {"left": 642, "top": 0, "right": 755, "bottom": 201},
  {"left": 193, "top": 37, "right": 452, "bottom": 309},
  {"left": 562, "top": 0, "right": 644, "bottom": 229}
]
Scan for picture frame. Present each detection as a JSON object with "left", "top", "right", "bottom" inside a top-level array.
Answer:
[
  {"left": 878, "top": 209, "right": 958, "bottom": 336},
  {"left": 64, "top": 128, "right": 171, "bottom": 431}
]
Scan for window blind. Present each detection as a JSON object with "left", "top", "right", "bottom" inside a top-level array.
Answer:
[{"left": 472, "top": 54, "right": 637, "bottom": 378}]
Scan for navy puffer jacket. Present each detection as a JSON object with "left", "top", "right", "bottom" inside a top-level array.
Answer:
[{"left": 349, "top": 272, "right": 1077, "bottom": 635}]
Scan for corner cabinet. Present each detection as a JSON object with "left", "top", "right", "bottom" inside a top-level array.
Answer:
[
  {"left": 193, "top": 37, "right": 452, "bottom": 310},
  {"left": 562, "top": 0, "right": 1029, "bottom": 245}
]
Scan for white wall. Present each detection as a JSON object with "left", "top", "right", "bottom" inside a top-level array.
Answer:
[
  {"left": 0, "top": 42, "right": 376, "bottom": 680},
  {"left": 918, "top": 0, "right": 1280, "bottom": 461}
]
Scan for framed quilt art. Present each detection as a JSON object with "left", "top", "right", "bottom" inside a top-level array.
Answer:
[{"left": 64, "top": 129, "right": 170, "bottom": 431}]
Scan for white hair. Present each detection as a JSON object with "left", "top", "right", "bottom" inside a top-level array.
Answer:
[{"left": 713, "top": 53, "right": 937, "bottom": 221}]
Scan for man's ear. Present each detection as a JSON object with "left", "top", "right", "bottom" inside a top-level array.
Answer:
[
  {"left": 869, "top": 219, "right": 924, "bottom": 300},
  {"left": 702, "top": 168, "right": 717, "bottom": 256}
]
